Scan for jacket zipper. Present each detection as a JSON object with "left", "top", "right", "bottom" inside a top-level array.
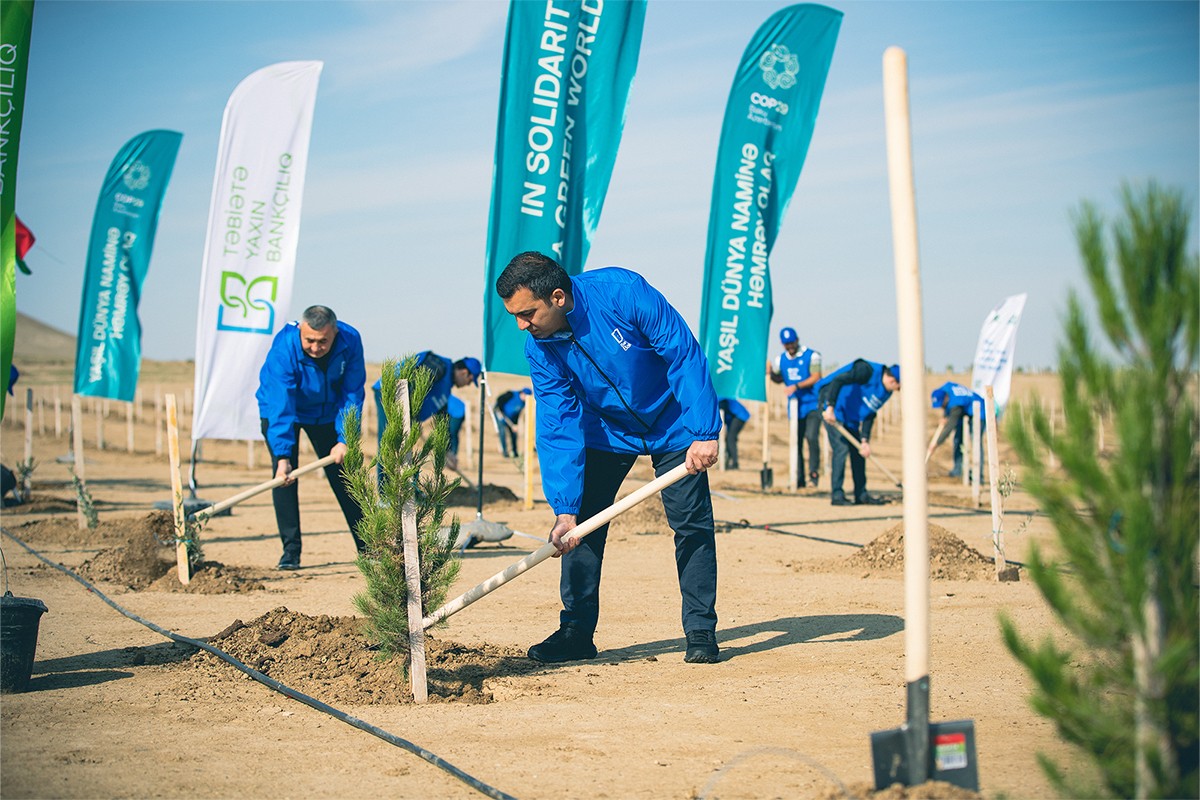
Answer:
[{"left": 569, "top": 334, "right": 653, "bottom": 434}]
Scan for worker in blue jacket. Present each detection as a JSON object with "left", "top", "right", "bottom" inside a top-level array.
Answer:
[
  {"left": 815, "top": 359, "right": 901, "bottom": 506},
  {"left": 372, "top": 351, "right": 480, "bottom": 469},
  {"left": 493, "top": 387, "right": 532, "bottom": 457},
  {"left": 928, "top": 381, "right": 984, "bottom": 478},
  {"left": 768, "top": 326, "right": 823, "bottom": 487},
  {"left": 496, "top": 251, "right": 722, "bottom": 665},
  {"left": 718, "top": 397, "right": 750, "bottom": 469},
  {"left": 256, "top": 305, "right": 367, "bottom": 570}
]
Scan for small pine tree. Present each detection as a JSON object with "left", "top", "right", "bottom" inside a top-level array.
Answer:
[
  {"left": 1001, "top": 182, "right": 1199, "bottom": 799},
  {"left": 342, "top": 355, "right": 462, "bottom": 672}
]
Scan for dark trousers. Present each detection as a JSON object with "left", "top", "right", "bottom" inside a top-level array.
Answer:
[
  {"left": 260, "top": 419, "right": 365, "bottom": 559},
  {"left": 723, "top": 415, "right": 746, "bottom": 469},
  {"left": 559, "top": 448, "right": 718, "bottom": 637},
  {"left": 797, "top": 408, "right": 822, "bottom": 485},
  {"left": 826, "top": 419, "right": 867, "bottom": 502},
  {"left": 494, "top": 409, "right": 519, "bottom": 457}
]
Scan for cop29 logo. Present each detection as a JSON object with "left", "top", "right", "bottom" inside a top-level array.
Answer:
[
  {"left": 759, "top": 44, "right": 799, "bottom": 90},
  {"left": 216, "top": 271, "right": 278, "bottom": 334},
  {"left": 123, "top": 162, "right": 152, "bottom": 191}
]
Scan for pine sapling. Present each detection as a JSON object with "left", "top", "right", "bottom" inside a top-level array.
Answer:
[{"left": 343, "top": 356, "right": 462, "bottom": 674}]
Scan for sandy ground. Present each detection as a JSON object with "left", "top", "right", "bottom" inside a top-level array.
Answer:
[{"left": 0, "top": 363, "right": 1090, "bottom": 799}]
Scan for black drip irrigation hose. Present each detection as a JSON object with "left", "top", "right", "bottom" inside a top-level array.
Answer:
[{"left": 0, "top": 527, "right": 518, "bottom": 800}]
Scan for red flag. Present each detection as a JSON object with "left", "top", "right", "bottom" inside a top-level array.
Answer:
[{"left": 14, "top": 215, "right": 33, "bottom": 274}]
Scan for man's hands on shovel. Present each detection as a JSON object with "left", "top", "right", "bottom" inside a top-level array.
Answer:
[
  {"left": 274, "top": 443, "right": 347, "bottom": 486},
  {"left": 545, "top": 439, "right": 718, "bottom": 557}
]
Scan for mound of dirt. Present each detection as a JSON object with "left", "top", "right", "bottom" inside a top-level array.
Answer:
[
  {"left": 5, "top": 509, "right": 168, "bottom": 548},
  {"left": 825, "top": 781, "right": 982, "bottom": 799},
  {"left": 146, "top": 561, "right": 267, "bottom": 594},
  {"left": 185, "top": 607, "right": 538, "bottom": 705},
  {"left": 847, "top": 522, "right": 1017, "bottom": 581},
  {"left": 77, "top": 527, "right": 176, "bottom": 589},
  {"left": 446, "top": 483, "right": 518, "bottom": 506}
]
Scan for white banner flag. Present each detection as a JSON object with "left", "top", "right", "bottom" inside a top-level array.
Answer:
[
  {"left": 192, "top": 61, "right": 323, "bottom": 441},
  {"left": 970, "top": 292, "right": 1027, "bottom": 413}
]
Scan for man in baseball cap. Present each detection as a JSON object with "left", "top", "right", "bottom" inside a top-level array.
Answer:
[{"left": 768, "top": 326, "right": 824, "bottom": 487}]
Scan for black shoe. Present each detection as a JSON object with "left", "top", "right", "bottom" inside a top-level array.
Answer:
[
  {"left": 277, "top": 556, "right": 300, "bottom": 571},
  {"left": 856, "top": 493, "right": 887, "bottom": 505},
  {"left": 831, "top": 494, "right": 852, "bottom": 506},
  {"left": 684, "top": 630, "right": 719, "bottom": 663},
  {"left": 809, "top": 472, "right": 819, "bottom": 488},
  {"left": 528, "top": 625, "right": 597, "bottom": 663}
]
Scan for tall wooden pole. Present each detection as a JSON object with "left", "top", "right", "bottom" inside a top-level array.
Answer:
[
  {"left": 884, "top": 45, "right": 930, "bottom": 785},
  {"left": 971, "top": 400, "right": 983, "bottom": 508}
]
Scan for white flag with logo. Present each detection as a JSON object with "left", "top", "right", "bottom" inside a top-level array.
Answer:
[
  {"left": 970, "top": 292, "right": 1027, "bottom": 413},
  {"left": 192, "top": 61, "right": 323, "bottom": 441}
]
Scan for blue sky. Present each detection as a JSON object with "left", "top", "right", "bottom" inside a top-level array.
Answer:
[{"left": 14, "top": 0, "right": 1199, "bottom": 372}]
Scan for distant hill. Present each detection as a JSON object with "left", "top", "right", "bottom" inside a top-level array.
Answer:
[{"left": 12, "top": 312, "right": 76, "bottom": 363}]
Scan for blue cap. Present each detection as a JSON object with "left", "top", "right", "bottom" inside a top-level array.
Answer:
[
  {"left": 461, "top": 357, "right": 482, "bottom": 384},
  {"left": 779, "top": 327, "right": 798, "bottom": 344},
  {"left": 888, "top": 364, "right": 901, "bottom": 385}
]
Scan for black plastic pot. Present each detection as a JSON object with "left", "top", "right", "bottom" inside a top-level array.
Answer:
[{"left": 0, "top": 591, "right": 48, "bottom": 693}]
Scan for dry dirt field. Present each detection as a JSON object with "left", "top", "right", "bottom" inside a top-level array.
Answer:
[{"left": 0, "top": 355, "right": 1092, "bottom": 799}]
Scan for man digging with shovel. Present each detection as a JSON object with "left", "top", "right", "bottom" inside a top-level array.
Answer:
[{"left": 496, "top": 252, "right": 723, "bottom": 665}]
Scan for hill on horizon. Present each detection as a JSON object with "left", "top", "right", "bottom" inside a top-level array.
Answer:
[{"left": 13, "top": 311, "right": 76, "bottom": 363}]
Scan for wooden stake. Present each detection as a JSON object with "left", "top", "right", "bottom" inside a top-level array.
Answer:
[
  {"left": 884, "top": 43, "right": 931, "bottom": 733},
  {"left": 71, "top": 396, "right": 86, "bottom": 530},
  {"left": 165, "top": 394, "right": 191, "bottom": 584},
  {"left": 37, "top": 394, "right": 45, "bottom": 436},
  {"left": 247, "top": 440, "right": 256, "bottom": 469},
  {"left": 984, "top": 387, "right": 1006, "bottom": 577},
  {"left": 761, "top": 375, "right": 771, "bottom": 470},
  {"left": 971, "top": 400, "right": 983, "bottom": 508},
  {"left": 54, "top": 386, "right": 62, "bottom": 438},
  {"left": 788, "top": 397, "right": 799, "bottom": 491},
  {"left": 523, "top": 393, "right": 536, "bottom": 510},
  {"left": 135, "top": 387, "right": 144, "bottom": 423},
  {"left": 396, "top": 380, "right": 428, "bottom": 704},
  {"left": 23, "top": 389, "right": 33, "bottom": 498}
]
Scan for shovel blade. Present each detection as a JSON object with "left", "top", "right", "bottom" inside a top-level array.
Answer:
[
  {"left": 759, "top": 465, "right": 773, "bottom": 490},
  {"left": 870, "top": 719, "right": 978, "bottom": 791}
]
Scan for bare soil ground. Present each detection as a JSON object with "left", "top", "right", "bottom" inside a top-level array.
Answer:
[{"left": 0, "top": 364, "right": 1091, "bottom": 799}]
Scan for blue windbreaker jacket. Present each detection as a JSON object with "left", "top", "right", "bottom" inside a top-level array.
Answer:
[
  {"left": 525, "top": 268, "right": 721, "bottom": 515},
  {"left": 814, "top": 359, "right": 892, "bottom": 426},
  {"left": 256, "top": 321, "right": 366, "bottom": 458},
  {"left": 931, "top": 381, "right": 982, "bottom": 416},
  {"left": 372, "top": 351, "right": 454, "bottom": 423}
]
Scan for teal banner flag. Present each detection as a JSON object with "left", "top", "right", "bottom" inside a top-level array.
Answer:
[
  {"left": 699, "top": 4, "right": 841, "bottom": 401},
  {"left": 0, "top": 0, "right": 35, "bottom": 419},
  {"left": 74, "top": 130, "right": 182, "bottom": 401},
  {"left": 483, "top": 0, "right": 646, "bottom": 375}
]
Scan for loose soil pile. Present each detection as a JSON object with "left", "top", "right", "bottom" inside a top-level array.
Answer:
[
  {"left": 446, "top": 482, "right": 518, "bottom": 506},
  {"left": 183, "top": 606, "right": 538, "bottom": 705},
  {"left": 846, "top": 522, "right": 1017, "bottom": 581},
  {"left": 4, "top": 509, "right": 165, "bottom": 548},
  {"left": 147, "top": 562, "right": 267, "bottom": 594}
]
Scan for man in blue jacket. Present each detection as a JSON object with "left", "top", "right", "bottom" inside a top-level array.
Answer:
[
  {"left": 256, "top": 305, "right": 367, "bottom": 570},
  {"left": 492, "top": 387, "right": 532, "bottom": 457},
  {"left": 768, "top": 326, "right": 823, "bottom": 487},
  {"left": 372, "top": 352, "right": 481, "bottom": 470},
  {"left": 928, "top": 381, "right": 984, "bottom": 478},
  {"left": 496, "top": 251, "right": 722, "bottom": 664},
  {"left": 815, "top": 359, "right": 901, "bottom": 506}
]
